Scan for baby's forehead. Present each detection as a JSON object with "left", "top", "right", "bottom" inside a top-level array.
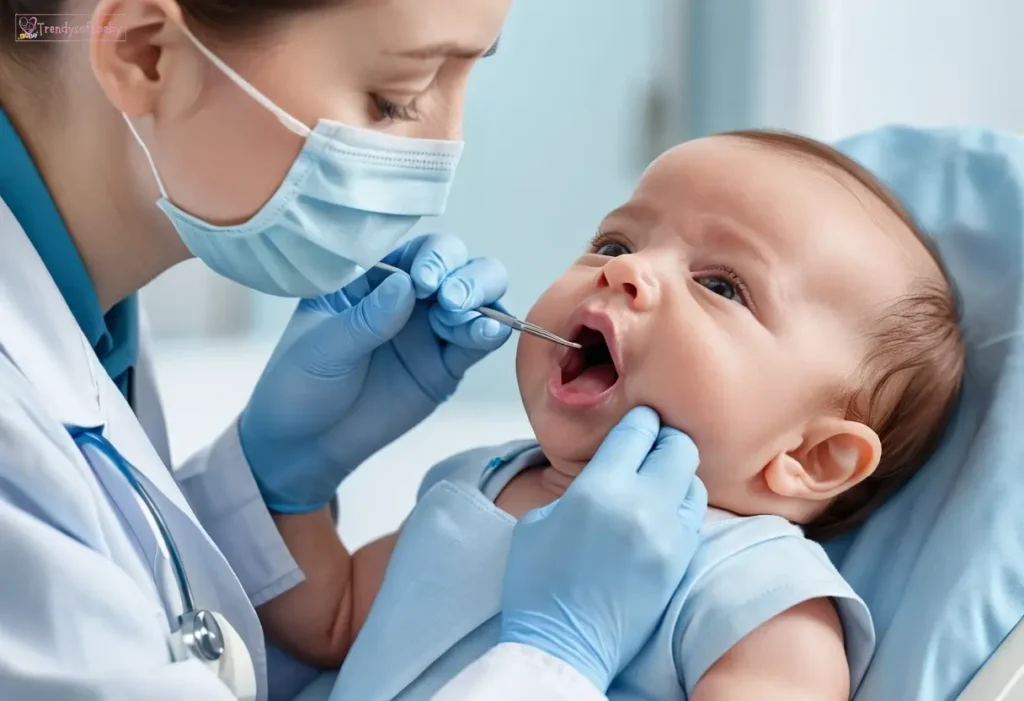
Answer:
[
  {"left": 639, "top": 136, "right": 922, "bottom": 250},
  {"left": 627, "top": 135, "right": 934, "bottom": 313},
  {"left": 640, "top": 136, "right": 878, "bottom": 214}
]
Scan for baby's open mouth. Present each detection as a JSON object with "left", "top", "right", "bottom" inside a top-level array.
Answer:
[{"left": 558, "top": 326, "right": 620, "bottom": 395}]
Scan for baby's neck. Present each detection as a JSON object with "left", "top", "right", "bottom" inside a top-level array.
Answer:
[
  {"left": 496, "top": 456, "right": 735, "bottom": 523},
  {"left": 494, "top": 462, "right": 580, "bottom": 520},
  {"left": 536, "top": 460, "right": 578, "bottom": 497}
]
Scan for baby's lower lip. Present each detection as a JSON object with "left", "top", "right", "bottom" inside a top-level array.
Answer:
[{"left": 546, "top": 363, "right": 620, "bottom": 410}]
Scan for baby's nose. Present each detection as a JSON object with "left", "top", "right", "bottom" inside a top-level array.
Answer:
[{"left": 596, "top": 255, "right": 659, "bottom": 311}]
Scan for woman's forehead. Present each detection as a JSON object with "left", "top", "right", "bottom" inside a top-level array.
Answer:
[{"left": 350, "top": 0, "right": 509, "bottom": 56}]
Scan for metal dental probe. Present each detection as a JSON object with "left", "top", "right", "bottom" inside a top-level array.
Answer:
[{"left": 373, "top": 262, "right": 582, "bottom": 349}]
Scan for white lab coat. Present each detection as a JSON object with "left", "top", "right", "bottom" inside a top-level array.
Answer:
[{"left": 0, "top": 194, "right": 604, "bottom": 701}]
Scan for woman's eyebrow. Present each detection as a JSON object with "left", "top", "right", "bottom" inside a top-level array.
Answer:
[{"left": 390, "top": 38, "right": 499, "bottom": 60}]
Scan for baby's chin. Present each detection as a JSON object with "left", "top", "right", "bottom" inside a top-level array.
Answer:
[{"left": 529, "top": 409, "right": 617, "bottom": 472}]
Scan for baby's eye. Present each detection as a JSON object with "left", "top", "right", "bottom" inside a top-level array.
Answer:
[
  {"left": 696, "top": 273, "right": 750, "bottom": 308},
  {"left": 697, "top": 276, "right": 737, "bottom": 300},
  {"left": 595, "top": 241, "right": 631, "bottom": 257},
  {"left": 588, "top": 230, "right": 633, "bottom": 257}
]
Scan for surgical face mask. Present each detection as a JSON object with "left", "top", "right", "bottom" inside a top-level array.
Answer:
[{"left": 123, "top": 23, "right": 463, "bottom": 298}]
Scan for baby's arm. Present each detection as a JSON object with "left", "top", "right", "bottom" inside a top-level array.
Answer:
[
  {"left": 256, "top": 508, "right": 398, "bottom": 667},
  {"left": 691, "top": 599, "right": 850, "bottom": 701},
  {"left": 258, "top": 446, "right": 511, "bottom": 666}
]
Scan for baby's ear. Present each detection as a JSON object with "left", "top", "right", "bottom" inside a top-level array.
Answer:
[{"left": 763, "top": 419, "right": 881, "bottom": 502}]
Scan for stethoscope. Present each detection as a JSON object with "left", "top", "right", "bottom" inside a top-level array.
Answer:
[{"left": 67, "top": 425, "right": 258, "bottom": 700}]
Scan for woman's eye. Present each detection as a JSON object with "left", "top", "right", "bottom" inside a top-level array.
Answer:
[
  {"left": 595, "top": 241, "right": 631, "bottom": 257},
  {"left": 372, "top": 94, "right": 419, "bottom": 122},
  {"left": 696, "top": 275, "right": 748, "bottom": 307}
]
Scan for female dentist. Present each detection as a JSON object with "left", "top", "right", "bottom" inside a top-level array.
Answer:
[{"left": 0, "top": 1, "right": 707, "bottom": 700}]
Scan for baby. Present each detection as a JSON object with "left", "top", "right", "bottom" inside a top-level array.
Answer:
[{"left": 277, "top": 130, "right": 965, "bottom": 700}]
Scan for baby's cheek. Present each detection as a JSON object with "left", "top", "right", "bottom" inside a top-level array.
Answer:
[
  {"left": 524, "top": 274, "right": 582, "bottom": 329},
  {"left": 518, "top": 275, "right": 589, "bottom": 393},
  {"left": 515, "top": 335, "right": 544, "bottom": 394},
  {"left": 638, "top": 358, "right": 739, "bottom": 439},
  {"left": 635, "top": 349, "right": 765, "bottom": 482}
]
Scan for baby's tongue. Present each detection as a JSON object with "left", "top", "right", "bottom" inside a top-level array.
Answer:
[{"left": 563, "top": 364, "right": 618, "bottom": 395}]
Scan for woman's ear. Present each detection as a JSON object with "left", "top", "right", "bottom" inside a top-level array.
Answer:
[
  {"left": 763, "top": 419, "right": 881, "bottom": 502},
  {"left": 89, "top": 0, "right": 197, "bottom": 117}
]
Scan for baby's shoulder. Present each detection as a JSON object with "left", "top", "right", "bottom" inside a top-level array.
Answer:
[
  {"left": 416, "top": 439, "right": 542, "bottom": 502},
  {"left": 668, "top": 511, "right": 874, "bottom": 695},
  {"left": 683, "top": 510, "right": 851, "bottom": 620},
  {"left": 692, "top": 509, "right": 808, "bottom": 569}
]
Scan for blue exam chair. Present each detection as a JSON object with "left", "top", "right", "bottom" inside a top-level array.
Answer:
[{"left": 827, "top": 126, "right": 1024, "bottom": 701}]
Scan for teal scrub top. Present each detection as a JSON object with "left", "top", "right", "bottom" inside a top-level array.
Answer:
[{"left": 0, "top": 107, "right": 138, "bottom": 398}]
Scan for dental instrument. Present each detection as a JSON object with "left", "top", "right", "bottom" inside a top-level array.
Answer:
[{"left": 373, "top": 262, "right": 581, "bottom": 349}]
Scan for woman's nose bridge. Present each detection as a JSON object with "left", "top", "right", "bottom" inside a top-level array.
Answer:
[
  {"left": 434, "top": 103, "right": 464, "bottom": 141},
  {"left": 415, "top": 110, "right": 462, "bottom": 141},
  {"left": 418, "top": 85, "right": 466, "bottom": 141}
]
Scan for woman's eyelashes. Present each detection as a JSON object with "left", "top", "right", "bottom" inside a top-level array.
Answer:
[{"left": 371, "top": 94, "right": 421, "bottom": 122}]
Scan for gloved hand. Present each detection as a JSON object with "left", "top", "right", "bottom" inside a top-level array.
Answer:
[
  {"left": 239, "top": 233, "right": 513, "bottom": 513},
  {"left": 499, "top": 406, "right": 708, "bottom": 692}
]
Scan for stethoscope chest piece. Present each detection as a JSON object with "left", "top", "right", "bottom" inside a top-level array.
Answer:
[
  {"left": 180, "top": 609, "right": 225, "bottom": 662},
  {"left": 170, "top": 609, "right": 257, "bottom": 701}
]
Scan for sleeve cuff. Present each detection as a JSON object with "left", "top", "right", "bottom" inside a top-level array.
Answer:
[
  {"left": 432, "top": 643, "right": 606, "bottom": 701},
  {"left": 175, "top": 418, "right": 304, "bottom": 606}
]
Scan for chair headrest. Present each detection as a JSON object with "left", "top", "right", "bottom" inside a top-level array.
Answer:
[{"left": 825, "top": 125, "right": 1024, "bottom": 700}]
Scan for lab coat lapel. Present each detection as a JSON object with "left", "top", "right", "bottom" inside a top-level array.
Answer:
[
  {"left": 0, "top": 197, "right": 104, "bottom": 430},
  {"left": 333, "top": 479, "right": 513, "bottom": 701},
  {"left": 0, "top": 198, "right": 193, "bottom": 519},
  {"left": 134, "top": 314, "right": 172, "bottom": 467},
  {"left": 0, "top": 198, "right": 269, "bottom": 699},
  {"left": 93, "top": 331, "right": 271, "bottom": 700}
]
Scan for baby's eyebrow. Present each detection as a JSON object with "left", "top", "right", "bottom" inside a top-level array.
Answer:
[
  {"left": 698, "top": 218, "right": 786, "bottom": 321},
  {"left": 603, "top": 199, "right": 659, "bottom": 228},
  {"left": 701, "top": 218, "right": 777, "bottom": 268}
]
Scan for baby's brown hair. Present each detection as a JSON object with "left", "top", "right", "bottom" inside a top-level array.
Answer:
[{"left": 725, "top": 129, "right": 966, "bottom": 541}]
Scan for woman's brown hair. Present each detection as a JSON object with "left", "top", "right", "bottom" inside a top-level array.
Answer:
[{"left": 1, "top": 0, "right": 337, "bottom": 70}]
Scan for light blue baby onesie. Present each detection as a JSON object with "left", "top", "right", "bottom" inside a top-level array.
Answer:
[{"left": 297, "top": 440, "right": 875, "bottom": 701}]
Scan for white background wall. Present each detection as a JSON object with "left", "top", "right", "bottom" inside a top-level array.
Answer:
[{"left": 751, "top": 0, "right": 1024, "bottom": 140}]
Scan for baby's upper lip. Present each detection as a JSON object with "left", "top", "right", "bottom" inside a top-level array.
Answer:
[{"left": 562, "top": 306, "right": 625, "bottom": 375}]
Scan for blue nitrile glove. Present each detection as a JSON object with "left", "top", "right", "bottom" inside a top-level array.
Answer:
[
  {"left": 238, "top": 233, "right": 513, "bottom": 513},
  {"left": 499, "top": 406, "right": 708, "bottom": 692}
]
